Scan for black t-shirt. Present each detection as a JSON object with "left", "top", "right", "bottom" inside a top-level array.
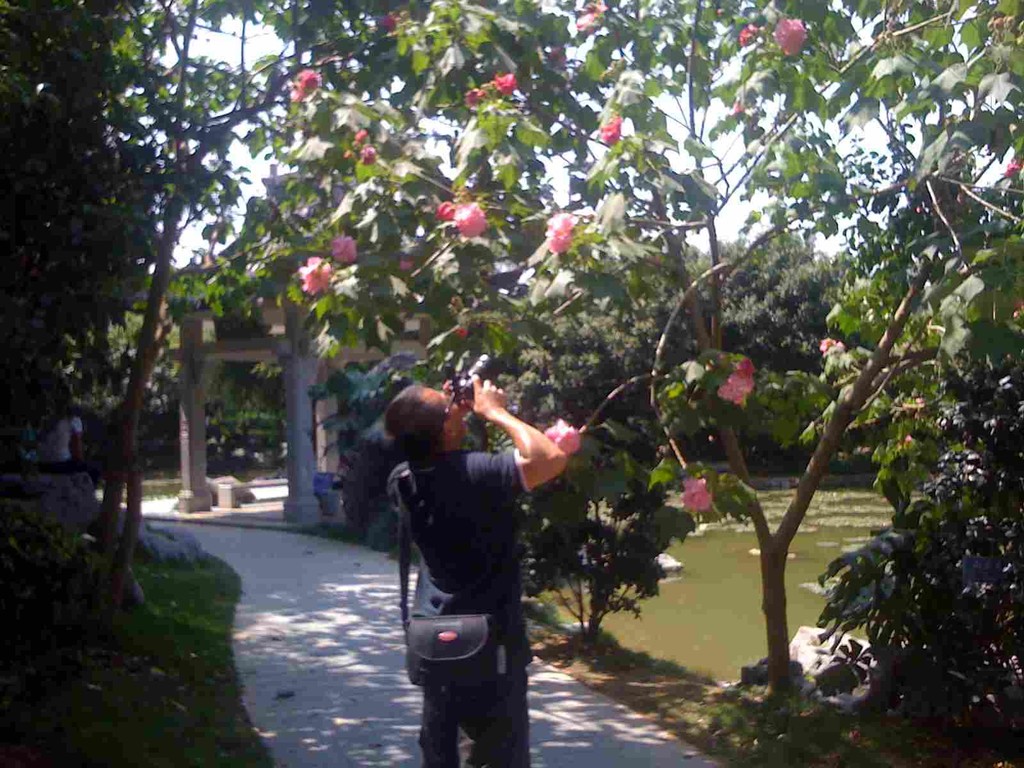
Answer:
[{"left": 406, "top": 450, "right": 531, "bottom": 665}]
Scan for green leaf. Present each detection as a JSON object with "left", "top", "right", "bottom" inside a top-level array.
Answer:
[
  {"left": 978, "top": 72, "right": 1018, "bottom": 105},
  {"left": 939, "top": 314, "right": 971, "bottom": 358},
  {"left": 680, "top": 360, "right": 705, "bottom": 385},
  {"left": 931, "top": 63, "right": 968, "bottom": 97},
  {"left": 597, "top": 193, "right": 627, "bottom": 234},
  {"left": 295, "top": 137, "right": 332, "bottom": 161},
  {"left": 648, "top": 458, "right": 679, "bottom": 490},
  {"left": 712, "top": 474, "right": 758, "bottom": 522},
  {"left": 613, "top": 69, "right": 646, "bottom": 106},
  {"left": 842, "top": 98, "right": 878, "bottom": 130},
  {"left": 960, "top": 20, "right": 983, "bottom": 51},
  {"left": 438, "top": 44, "right": 466, "bottom": 76},
  {"left": 515, "top": 118, "right": 550, "bottom": 148},
  {"left": 871, "top": 54, "right": 916, "bottom": 81}
]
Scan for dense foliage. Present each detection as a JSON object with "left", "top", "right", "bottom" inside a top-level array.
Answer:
[
  {"left": 820, "top": 361, "right": 1024, "bottom": 723},
  {"left": 0, "top": 504, "right": 100, "bottom": 711},
  {"left": 0, "top": 0, "right": 149, "bottom": 428}
]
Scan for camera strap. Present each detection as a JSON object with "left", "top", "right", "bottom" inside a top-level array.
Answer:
[{"left": 387, "top": 462, "right": 418, "bottom": 630}]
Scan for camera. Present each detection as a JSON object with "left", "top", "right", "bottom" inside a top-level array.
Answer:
[{"left": 445, "top": 355, "right": 493, "bottom": 405}]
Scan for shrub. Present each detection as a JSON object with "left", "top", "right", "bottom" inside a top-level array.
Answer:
[
  {"left": 0, "top": 503, "right": 100, "bottom": 710},
  {"left": 819, "top": 362, "right": 1024, "bottom": 724},
  {"left": 522, "top": 446, "right": 693, "bottom": 642}
]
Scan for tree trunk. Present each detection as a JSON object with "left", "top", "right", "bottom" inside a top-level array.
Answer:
[
  {"left": 760, "top": 543, "right": 791, "bottom": 692},
  {"left": 94, "top": 203, "right": 180, "bottom": 611},
  {"left": 109, "top": 468, "right": 142, "bottom": 612}
]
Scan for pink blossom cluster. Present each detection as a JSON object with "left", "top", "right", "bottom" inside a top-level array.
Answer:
[
  {"left": 290, "top": 69, "right": 321, "bottom": 103},
  {"left": 577, "top": 2, "right": 607, "bottom": 34},
  {"left": 739, "top": 24, "right": 760, "bottom": 47},
  {"left": 453, "top": 202, "right": 488, "bottom": 238},
  {"left": 774, "top": 19, "right": 807, "bottom": 56},
  {"left": 1005, "top": 158, "right": 1023, "bottom": 178},
  {"left": 819, "top": 338, "right": 846, "bottom": 356},
  {"left": 717, "top": 357, "right": 755, "bottom": 406},
  {"left": 544, "top": 419, "right": 582, "bottom": 455},
  {"left": 465, "top": 73, "right": 518, "bottom": 108},
  {"left": 299, "top": 257, "right": 332, "bottom": 295},
  {"left": 436, "top": 201, "right": 456, "bottom": 221},
  {"left": 546, "top": 213, "right": 577, "bottom": 254},
  {"left": 360, "top": 145, "right": 378, "bottom": 165},
  {"left": 600, "top": 115, "right": 622, "bottom": 145},
  {"left": 682, "top": 477, "right": 712, "bottom": 512},
  {"left": 331, "top": 235, "right": 358, "bottom": 265}
]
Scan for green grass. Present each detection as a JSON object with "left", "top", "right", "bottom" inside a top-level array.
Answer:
[{"left": 8, "top": 557, "right": 272, "bottom": 768}]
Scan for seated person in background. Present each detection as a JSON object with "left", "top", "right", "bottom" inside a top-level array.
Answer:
[{"left": 39, "top": 407, "right": 100, "bottom": 487}]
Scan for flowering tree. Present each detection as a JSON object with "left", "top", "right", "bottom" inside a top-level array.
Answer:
[{"left": 245, "top": 0, "right": 1024, "bottom": 690}]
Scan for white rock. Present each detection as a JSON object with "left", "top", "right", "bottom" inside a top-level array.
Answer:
[{"left": 656, "top": 553, "right": 684, "bottom": 575}]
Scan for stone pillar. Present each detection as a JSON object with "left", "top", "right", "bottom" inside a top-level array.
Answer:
[
  {"left": 314, "top": 360, "right": 336, "bottom": 473},
  {"left": 178, "top": 316, "right": 212, "bottom": 513},
  {"left": 281, "top": 302, "right": 321, "bottom": 524}
]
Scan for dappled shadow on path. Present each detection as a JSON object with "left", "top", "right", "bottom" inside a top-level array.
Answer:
[{"left": 158, "top": 524, "right": 710, "bottom": 767}]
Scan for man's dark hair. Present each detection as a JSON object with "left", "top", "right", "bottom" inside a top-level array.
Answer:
[{"left": 384, "top": 384, "right": 447, "bottom": 463}]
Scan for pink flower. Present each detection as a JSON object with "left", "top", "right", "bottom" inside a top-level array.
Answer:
[
  {"left": 354, "top": 129, "right": 369, "bottom": 144},
  {"left": 290, "top": 69, "right": 321, "bottom": 102},
  {"left": 454, "top": 326, "right": 469, "bottom": 339},
  {"left": 903, "top": 435, "right": 914, "bottom": 445},
  {"left": 682, "top": 477, "right": 713, "bottom": 513},
  {"left": 454, "top": 202, "right": 488, "bottom": 238},
  {"left": 1005, "top": 158, "right": 1023, "bottom": 178},
  {"left": 493, "top": 73, "right": 517, "bottom": 96},
  {"left": 379, "top": 13, "right": 396, "bottom": 33},
  {"left": 360, "top": 145, "right": 378, "bottom": 165},
  {"left": 465, "top": 88, "right": 486, "bottom": 108},
  {"left": 599, "top": 115, "right": 622, "bottom": 145},
  {"left": 331, "top": 235, "right": 357, "bottom": 265},
  {"left": 436, "top": 201, "right": 456, "bottom": 221},
  {"left": 399, "top": 257, "right": 414, "bottom": 271},
  {"left": 576, "top": 3, "right": 606, "bottom": 33},
  {"left": 774, "top": 19, "right": 807, "bottom": 56},
  {"left": 819, "top": 338, "right": 846, "bottom": 355},
  {"left": 717, "top": 358, "right": 755, "bottom": 406},
  {"left": 299, "top": 257, "right": 332, "bottom": 295},
  {"left": 544, "top": 419, "right": 582, "bottom": 455},
  {"left": 718, "top": 367, "right": 755, "bottom": 406},
  {"left": 739, "top": 24, "right": 760, "bottom": 47},
  {"left": 546, "top": 212, "right": 577, "bottom": 254},
  {"left": 732, "top": 100, "right": 745, "bottom": 116}
]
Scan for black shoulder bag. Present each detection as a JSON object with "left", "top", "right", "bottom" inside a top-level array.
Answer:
[{"left": 388, "top": 462, "right": 507, "bottom": 687}]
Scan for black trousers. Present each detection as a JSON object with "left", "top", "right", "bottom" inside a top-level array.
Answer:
[{"left": 419, "top": 668, "right": 530, "bottom": 767}]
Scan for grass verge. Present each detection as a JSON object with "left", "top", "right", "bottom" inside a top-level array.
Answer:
[
  {"left": 528, "top": 614, "right": 1022, "bottom": 768},
  {"left": 4, "top": 557, "right": 271, "bottom": 768}
]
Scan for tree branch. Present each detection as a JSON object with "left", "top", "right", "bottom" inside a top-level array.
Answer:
[
  {"left": 581, "top": 374, "right": 653, "bottom": 432},
  {"left": 775, "top": 261, "right": 934, "bottom": 547},
  {"left": 942, "top": 178, "right": 1023, "bottom": 225},
  {"left": 926, "top": 178, "right": 962, "bottom": 258}
]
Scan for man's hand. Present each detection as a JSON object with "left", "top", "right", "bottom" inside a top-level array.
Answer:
[{"left": 472, "top": 376, "right": 508, "bottom": 421}]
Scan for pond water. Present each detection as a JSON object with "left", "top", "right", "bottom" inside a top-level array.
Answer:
[{"left": 598, "top": 525, "right": 877, "bottom": 682}]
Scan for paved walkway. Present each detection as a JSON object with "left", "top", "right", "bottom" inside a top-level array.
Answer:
[{"left": 153, "top": 523, "right": 716, "bottom": 767}]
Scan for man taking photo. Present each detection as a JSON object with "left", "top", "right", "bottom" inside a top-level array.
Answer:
[{"left": 384, "top": 374, "right": 568, "bottom": 767}]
